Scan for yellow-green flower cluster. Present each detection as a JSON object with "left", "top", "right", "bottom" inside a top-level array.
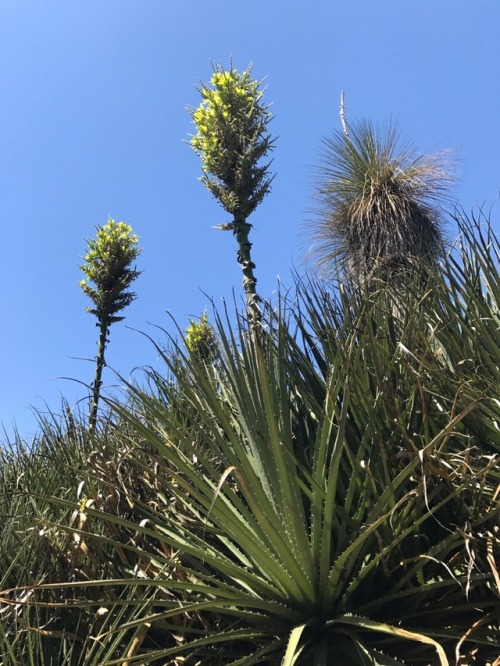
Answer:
[
  {"left": 188, "top": 64, "right": 275, "bottom": 219},
  {"left": 81, "top": 220, "right": 139, "bottom": 273},
  {"left": 185, "top": 311, "right": 218, "bottom": 361},
  {"left": 80, "top": 217, "right": 141, "bottom": 324},
  {"left": 190, "top": 67, "right": 264, "bottom": 175}
]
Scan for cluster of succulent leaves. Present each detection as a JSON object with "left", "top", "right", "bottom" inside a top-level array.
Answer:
[
  {"left": 80, "top": 218, "right": 141, "bottom": 326},
  {"left": 1, "top": 211, "right": 499, "bottom": 665},
  {"left": 189, "top": 65, "right": 275, "bottom": 218}
]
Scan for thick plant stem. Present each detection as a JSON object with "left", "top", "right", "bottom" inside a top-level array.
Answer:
[
  {"left": 89, "top": 318, "right": 108, "bottom": 431},
  {"left": 233, "top": 215, "right": 261, "bottom": 326}
]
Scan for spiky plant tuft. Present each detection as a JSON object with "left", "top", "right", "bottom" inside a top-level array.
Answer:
[{"left": 310, "top": 117, "right": 452, "bottom": 283}]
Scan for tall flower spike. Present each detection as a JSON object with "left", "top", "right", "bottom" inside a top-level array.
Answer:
[
  {"left": 189, "top": 63, "right": 276, "bottom": 326},
  {"left": 80, "top": 218, "right": 141, "bottom": 430}
]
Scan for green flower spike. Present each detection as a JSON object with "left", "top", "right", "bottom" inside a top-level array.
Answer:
[
  {"left": 189, "top": 63, "right": 276, "bottom": 326},
  {"left": 80, "top": 218, "right": 141, "bottom": 430}
]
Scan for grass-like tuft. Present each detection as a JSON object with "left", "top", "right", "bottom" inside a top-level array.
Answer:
[{"left": 309, "top": 119, "right": 453, "bottom": 284}]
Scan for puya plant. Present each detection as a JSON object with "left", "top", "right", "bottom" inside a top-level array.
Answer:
[
  {"left": 309, "top": 94, "right": 452, "bottom": 284},
  {"left": 79, "top": 218, "right": 141, "bottom": 430},
  {"left": 188, "top": 63, "right": 276, "bottom": 325},
  {"left": 23, "top": 266, "right": 497, "bottom": 665},
  {"left": 4, "top": 214, "right": 499, "bottom": 665}
]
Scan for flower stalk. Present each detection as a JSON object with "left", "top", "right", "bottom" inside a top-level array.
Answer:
[
  {"left": 189, "top": 64, "right": 276, "bottom": 325},
  {"left": 79, "top": 218, "right": 141, "bottom": 430}
]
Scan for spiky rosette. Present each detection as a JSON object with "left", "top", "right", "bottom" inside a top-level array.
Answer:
[{"left": 310, "top": 120, "right": 452, "bottom": 283}]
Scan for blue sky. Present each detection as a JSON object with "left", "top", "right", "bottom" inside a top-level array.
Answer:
[{"left": 1, "top": 1, "right": 499, "bottom": 440}]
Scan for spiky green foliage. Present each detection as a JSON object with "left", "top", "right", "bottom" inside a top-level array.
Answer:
[
  {"left": 189, "top": 64, "right": 276, "bottom": 323},
  {"left": 80, "top": 218, "right": 141, "bottom": 428},
  {"left": 3, "top": 213, "right": 498, "bottom": 665},
  {"left": 310, "top": 119, "right": 452, "bottom": 283},
  {"left": 0, "top": 406, "right": 168, "bottom": 665},
  {"left": 0, "top": 406, "right": 116, "bottom": 664}
]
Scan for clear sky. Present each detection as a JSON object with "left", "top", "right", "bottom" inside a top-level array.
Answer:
[{"left": 1, "top": 1, "right": 499, "bottom": 440}]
